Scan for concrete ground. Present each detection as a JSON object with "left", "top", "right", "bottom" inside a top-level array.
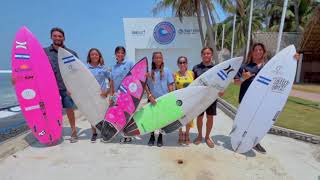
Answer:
[{"left": 0, "top": 109, "right": 319, "bottom": 180}]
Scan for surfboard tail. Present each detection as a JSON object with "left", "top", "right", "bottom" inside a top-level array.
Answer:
[{"left": 101, "top": 121, "right": 118, "bottom": 142}]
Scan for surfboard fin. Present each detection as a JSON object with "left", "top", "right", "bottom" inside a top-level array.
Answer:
[
  {"left": 161, "top": 120, "right": 183, "bottom": 134},
  {"left": 101, "top": 121, "right": 118, "bottom": 142},
  {"left": 229, "top": 125, "right": 237, "bottom": 135},
  {"left": 95, "top": 120, "right": 104, "bottom": 131}
]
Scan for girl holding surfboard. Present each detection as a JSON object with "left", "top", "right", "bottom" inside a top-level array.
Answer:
[
  {"left": 234, "top": 42, "right": 268, "bottom": 153},
  {"left": 86, "top": 48, "right": 110, "bottom": 142},
  {"left": 174, "top": 56, "right": 194, "bottom": 145},
  {"left": 107, "top": 46, "right": 134, "bottom": 143},
  {"left": 146, "top": 52, "right": 174, "bottom": 147},
  {"left": 234, "top": 43, "right": 300, "bottom": 154}
]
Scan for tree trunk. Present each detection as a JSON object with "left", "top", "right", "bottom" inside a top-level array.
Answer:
[
  {"left": 200, "top": 0, "right": 219, "bottom": 64},
  {"left": 294, "top": 0, "right": 300, "bottom": 32},
  {"left": 196, "top": 0, "right": 205, "bottom": 46}
]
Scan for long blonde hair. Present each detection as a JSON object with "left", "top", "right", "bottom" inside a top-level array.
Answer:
[{"left": 151, "top": 52, "right": 164, "bottom": 81}]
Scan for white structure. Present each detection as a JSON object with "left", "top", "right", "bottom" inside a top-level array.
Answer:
[{"left": 123, "top": 17, "right": 206, "bottom": 70}]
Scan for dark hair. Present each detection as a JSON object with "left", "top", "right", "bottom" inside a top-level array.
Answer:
[
  {"left": 114, "top": 46, "right": 126, "bottom": 55},
  {"left": 246, "top": 42, "right": 267, "bottom": 64},
  {"left": 87, "top": 48, "right": 104, "bottom": 66},
  {"left": 50, "top": 27, "right": 65, "bottom": 37},
  {"left": 151, "top": 52, "right": 164, "bottom": 81},
  {"left": 201, "top": 47, "right": 214, "bottom": 54},
  {"left": 177, "top": 56, "right": 188, "bottom": 64}
]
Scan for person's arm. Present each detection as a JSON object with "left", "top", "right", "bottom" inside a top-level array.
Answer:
[
  {"left": 108, "top": 79, "right": 115, "bottom": 104},
  {"left": 294, "top": 53, "right": 301, "bottom": 61},
  {"left": 100, "top": 67, "right": 111, "bottom": 98},
  {"left": 234, "top": 65, "right": 244, "bottom": 86},
  {"left": 145, "top": 84, "right": 156, "bottom": 105},
  {"left": 167, "top": 70, "right": 175, "bottom": 92}
]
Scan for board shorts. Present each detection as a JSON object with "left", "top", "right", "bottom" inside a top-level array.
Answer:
[
  {"left": 198, "top": 100, "right": 217, "bottom": 117},
  {"left": 59, "top": 90, "right": 75, "bottom": 109}
]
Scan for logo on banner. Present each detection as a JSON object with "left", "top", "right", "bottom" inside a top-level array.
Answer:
[
  {"left": 153, "top": 21, "right": 176, "bottom": 44},
  {"left": 131, "top": 30, "right": 145, "bottom": 36},
  {"left": 178, "top": 28, "right": 200, "bottom": 35}
]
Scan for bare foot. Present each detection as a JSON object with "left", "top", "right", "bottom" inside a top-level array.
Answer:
[{"left": 205, "top": 138, "right": 214, "bottom": 148}]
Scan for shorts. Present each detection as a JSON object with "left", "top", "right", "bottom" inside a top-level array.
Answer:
[
  {"left": 198, "top": 100, "right": 217, "bottom": 116},
  {"left": 59, "top": 90, "right": 75, "bottom": 109}
]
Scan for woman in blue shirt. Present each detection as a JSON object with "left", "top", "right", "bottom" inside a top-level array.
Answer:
[
  {"left": 104, "top": 46, "right": 134, "bottom": 143},
  {"left": 86, "top": 48, "right": 110, "bottom": 142},
  {"left": 146, "top": 52, "right": 174, "bottom": 147}
]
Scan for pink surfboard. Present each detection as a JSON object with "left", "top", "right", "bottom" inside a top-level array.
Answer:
[
  {"left": 101, "top": 57, "right": 148, "bottom": 142},
  {"left": 11, "top": 26, "right": 62, "bottom": 145}
]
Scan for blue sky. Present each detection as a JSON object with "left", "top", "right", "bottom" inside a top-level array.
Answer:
[{"left": 0, "top": 0, "right": 226, "bottom": 70}]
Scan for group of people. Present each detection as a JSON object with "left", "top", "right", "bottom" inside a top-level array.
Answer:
[{"left": 29, "top": 27, "right": 299, "bottom": 154}]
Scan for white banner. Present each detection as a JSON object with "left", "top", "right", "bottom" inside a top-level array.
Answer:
[{"left": 123, "top": 17, "right": 206, "bottom": 71}]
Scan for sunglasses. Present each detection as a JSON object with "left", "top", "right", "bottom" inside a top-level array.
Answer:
[{"left": 178, "top": 61, "right": 187, "bottom": 65}]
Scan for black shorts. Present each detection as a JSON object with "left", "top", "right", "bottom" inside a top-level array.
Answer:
[{"left": 199, "top": 100, "right": 217, "bottom": 116}]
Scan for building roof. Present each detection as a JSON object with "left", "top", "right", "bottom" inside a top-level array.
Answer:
[{"left": 299, "top": 6, "right": 320, "bottom": 55}]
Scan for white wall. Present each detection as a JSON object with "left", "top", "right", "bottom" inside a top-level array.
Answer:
[{"left": 123, "top": 17, "right": 206, "bottom": 71}]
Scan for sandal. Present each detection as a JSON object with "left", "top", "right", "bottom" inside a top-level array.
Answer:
[
  {"left": 193, "top": 136, "right": 202, "bottom": 145},
  {"left": 120, "top": 137, "right": 132, "bottom": 144},
  {"left": 205, "top": 138, "right": 214, "bottom": 148}
]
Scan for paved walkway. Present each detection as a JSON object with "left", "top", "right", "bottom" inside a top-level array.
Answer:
[
  {"left": 290, "top": 89, "right": 320, "bottom": 102},
  {"left": 0, "top": 110, "right": 319, "bottom": 180}
]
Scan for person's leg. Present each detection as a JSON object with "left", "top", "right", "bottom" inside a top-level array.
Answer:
[
  {"left": 66, "top": 108, "right": 76, "bottom": 135},
  {"left": 205, "top": 115, "right": 214, "bottom": 148},
  {"left": 185, "top": 122, "right": 191, "bottom": 145},
  {"left": 91, "top": 125, "right": 98, "bottom": 142},
  {"left": 61, "top": 90, "right": 77, "bottom": 143},
  {"left": 148, "top": 132, "right": 155, "bottom": 146},
  {"left": 91, "top": 125, "right": 97, "bottom": 134},
  {"left": 204, "top": 101, "right": 217, "bottom": 148},
  {"left": 178, "top": 128, "right": 183, "bottom": 145},
  {"left": 157, "top": 132, "right": 163, "bottom": 147},
  {"left": 194, "top": 113, "right": 204, "bottom": 145}
]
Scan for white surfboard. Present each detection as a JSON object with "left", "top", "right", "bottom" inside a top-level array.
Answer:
[
  {"left": 58, "top": 48, "right": 109, "bottom": 127},
  {"left": 230, "top": 45, "right": 297, "bottom": 154},
  {"left": 161, "top": 57, "right": 243, "bottom": 133}
]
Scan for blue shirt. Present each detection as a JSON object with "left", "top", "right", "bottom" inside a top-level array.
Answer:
[
  {"left": 147, "top": 67, "right": 174, "bottom": 98},
  {"left": 110, "top": 59, "right": 134, "bottom": 92},
  {"left": 87, "top": 64, "right": 110, "bottom": 91},
  {"left": 235, "top": 62, "right": 264, "bottom": 103}
]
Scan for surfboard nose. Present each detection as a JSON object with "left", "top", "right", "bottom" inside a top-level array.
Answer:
[{"left": 101, "top": 122, "right": 118, "bottom": 142}]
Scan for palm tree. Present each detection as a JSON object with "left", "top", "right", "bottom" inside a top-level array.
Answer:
[
  {"left": 152, "top": 0, "right": 219, "bottom": 63},
  {"left": 217, "top": 0, "right": 264, "bottom": 54},
  {"left": 267, "top": 0, "right": 316, "bottom": 32}
]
